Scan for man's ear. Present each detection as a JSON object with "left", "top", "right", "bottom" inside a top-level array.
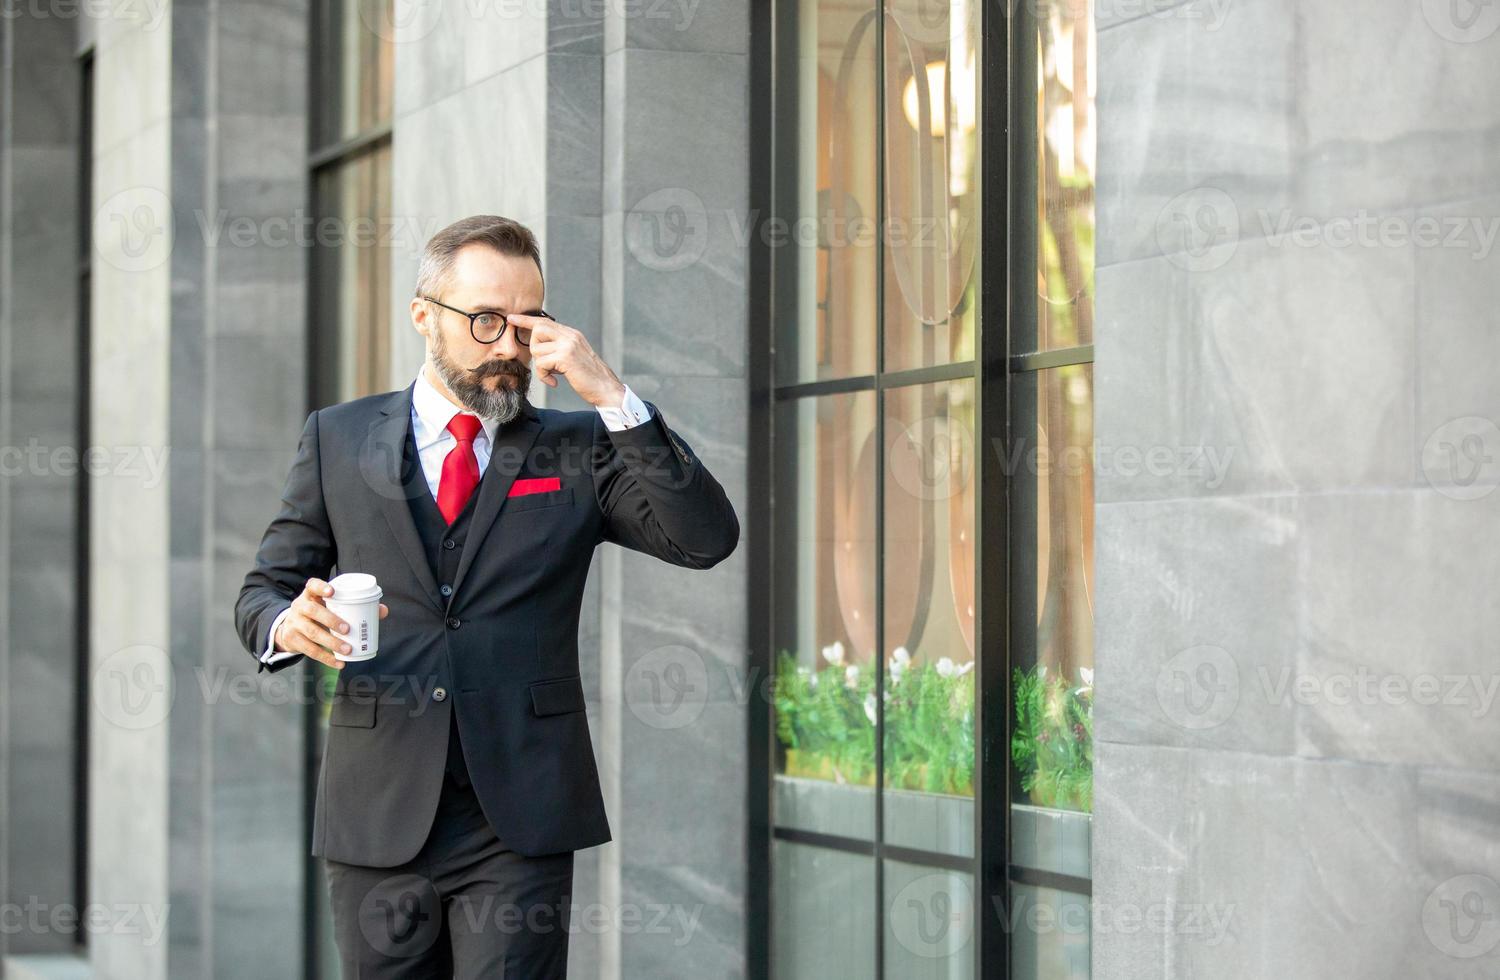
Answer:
[{"left": 409, "top": 297, "right": 431, "bottom": 339}]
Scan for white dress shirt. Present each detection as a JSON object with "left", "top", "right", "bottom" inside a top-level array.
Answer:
[{"left": 261, "top": 369, "right": 651, "bottom": 665}]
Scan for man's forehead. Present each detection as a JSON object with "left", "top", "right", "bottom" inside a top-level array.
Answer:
[{"left": 448, "top": 248, "right": 543, "bottom": 308}]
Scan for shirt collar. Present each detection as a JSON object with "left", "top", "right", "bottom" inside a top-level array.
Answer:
[{"left": 411, "top": 367, "right": 500, "bottom": 447}]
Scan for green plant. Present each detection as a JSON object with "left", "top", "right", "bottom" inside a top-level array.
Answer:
[
  {"left": 773, "top": 648, "right": 975, "bottom": 796},
  {"left": 1011, "top": 664, "right": 1093, "bottom": 812}
]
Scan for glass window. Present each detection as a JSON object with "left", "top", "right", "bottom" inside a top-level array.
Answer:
[
  {"left": 768, "top": 1, "right": 983, "bottom": 976},
  {"left": 306, "top": 3, "right": 394, "bottom": 976}
]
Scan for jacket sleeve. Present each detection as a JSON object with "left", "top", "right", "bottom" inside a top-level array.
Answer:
[
  {"left": 234, "top": 409, "right": 338, "bottom": 673},
  {"left": 591, "top": 399, "right": 739, "bottom": 569}
]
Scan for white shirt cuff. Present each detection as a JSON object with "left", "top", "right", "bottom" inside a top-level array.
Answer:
[
  {"left": 595, "top": 383, "right": 652, "bottom": 431},
  {"left": 259, "top": 606, "right": 302, "bottom": 665}
]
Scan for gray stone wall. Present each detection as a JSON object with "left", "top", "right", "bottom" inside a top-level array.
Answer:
[
  {"left": 1094, "top": 1, "right": 1500, "bottom": 977},
  {"left": 82, "top": 1, "right": 311, "bottom": 978},
  {"left": 391, "top": 4, "right": 750, "bottom": 977},
  {"left": 0, "top": 4, "right": 83, "bottom": 963}
]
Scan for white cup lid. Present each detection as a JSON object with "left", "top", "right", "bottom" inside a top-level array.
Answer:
[{"left": 329, "top": 572, "right": 381, "bottom": 598}]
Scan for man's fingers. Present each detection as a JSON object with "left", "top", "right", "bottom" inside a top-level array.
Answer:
[
  {"left": 304, "top": 578, "right": 333, "bottom": 600},
  {"left": 287, "top": 618, "right": 352, "bottom": 661},
  {"left": 295, "top": 593, "right": 349, "bottom": 635},
  {"left": 378, "top": 604, "right": 389, "bottom": 619}
]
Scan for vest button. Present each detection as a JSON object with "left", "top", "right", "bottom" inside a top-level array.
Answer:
[
  {"left": 446, "top": 617, "right": 461, "bottom": 630},
  {"left": 433, "top": 687, "right": 448, "bottom": 702},
  {"left": 440, "top": 584, "right": 453, "bottom": 597},
  {"left": 443, "top": 539, "right": 456, "bottom": 550}
]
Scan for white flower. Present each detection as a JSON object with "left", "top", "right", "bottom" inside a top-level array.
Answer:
[
  {"left": 1080, "top": 666, "right": 1094, "bottom": 688},
  {"left": 863, "top": 693, "right": 877, "bottom": 725},
  {"left": 937, "top": 656, "right": 956, "bottom": 678},
  {"left": 822, "top": 640, "right": 846, "bottom": 667},
  {"left": 957, "top": 661, "right": 974, "bottom": 676},
  {"left": 890, "top": 657, "right": 907, "bottom": 684},
  {"left": 891, "top": 646, "right": 911, "bottom": 666},
  {"left": 845, "top": 664, "right": 860, "bottom": 688},
  {"left": 808, "top": 672, "right": 819, "bottom": 689}
]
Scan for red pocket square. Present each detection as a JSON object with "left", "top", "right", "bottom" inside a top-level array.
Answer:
[{"left": 508, "top": 477, "right": 561, "bottom": 498}]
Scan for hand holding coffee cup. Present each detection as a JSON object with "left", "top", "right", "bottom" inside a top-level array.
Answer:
[{"left": 274, "top": 574, "right": 389, "bottom": 669}]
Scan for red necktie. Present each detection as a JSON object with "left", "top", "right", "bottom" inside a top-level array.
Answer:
[{"left": 436, "top": 413, "right": 483, "bottom": 524}]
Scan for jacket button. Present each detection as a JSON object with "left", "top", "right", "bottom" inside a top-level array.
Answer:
[
  {"left": 443, "top": 539, "right": 456, "bottom": 550},
  {"left": 433, "top": 687, "right": 448, "bottom": 702},
  {"left": 446, "top": 617, "right": 461, "bottom": 630},
  {"left": 440, "top": 584, "right": 452, "bottom": 597}
]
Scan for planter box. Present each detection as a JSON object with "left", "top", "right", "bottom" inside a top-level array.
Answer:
[
  {"left": 774, "top": 774, "right": 974, "bottom": 858},
  {"left": 774, "top": 775, "right": 1092, "bottom": 878}
]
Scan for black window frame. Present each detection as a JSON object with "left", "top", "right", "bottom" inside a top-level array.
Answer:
[{"left": 747, "top": 1, "right": 1096, "bottom": 977}]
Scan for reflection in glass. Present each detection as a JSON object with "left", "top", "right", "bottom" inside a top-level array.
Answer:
[
  {"left": 315, "top": 0, "right": 395, "bottom": 148},
  {"left": 882, "top": 379, "right": 976, "bottom": 807},
  {"left": 774, "top": 841, "right": 876, "bottom": 978},
  {"left": 1015, "top": 364, "right": 1094, "bottom": 813},
  {"left": 773, "top": 391, "right": 878, "bottom": 837},
  {"left": 1011, "top": 884, "right": 1091, "bottom": 980},
  {"left": 1035, "top": 0, "right": 1095, "bottom": 350},
  {"left": 882, "top": 0, "right": 980, "bottom": 372},
  {"left": 314, "top": 143, "right": 393, "bottom": 403},
  {"left": 776, "top": 0, "right": 880, "bottom": 385},
  {"left": 883, "top": 859, "right": 977, "bottom": 979}
]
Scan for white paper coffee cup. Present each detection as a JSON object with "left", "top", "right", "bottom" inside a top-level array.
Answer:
[{"left": 325, "top": 572, "right": 382, "bottom": 661}]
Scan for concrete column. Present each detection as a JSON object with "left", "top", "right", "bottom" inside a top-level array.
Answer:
[
  {"left": 85, "top": 1, "right": 311, "bottom": 977},
  {"left": 1094, "top": 1, "right": 1500, "bottom": 977},
  {"left": 0, "top": 3, "right": 83, "bottom": 964},
  {"left": 598, "top": 4, "right": 750, "bottom": 977}
]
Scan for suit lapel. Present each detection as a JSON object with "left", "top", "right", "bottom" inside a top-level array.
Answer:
[
  {"left": 447, "top": 402, "right": 543, "bottom": 603},
  {"left": 360, "top": 383, "right": 445, "bottom": 613}
]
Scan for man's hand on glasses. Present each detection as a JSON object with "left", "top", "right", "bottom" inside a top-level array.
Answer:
[{"left": 510, "top": 314, "right": 627, "bottom": 411}]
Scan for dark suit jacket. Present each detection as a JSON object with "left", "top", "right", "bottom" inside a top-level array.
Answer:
[{"left": 234, "top": 382, "right": 738, "bottom": 865}]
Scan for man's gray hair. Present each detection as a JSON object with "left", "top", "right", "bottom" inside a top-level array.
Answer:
[{"left": 414, "top": 215, "right": 543, "bottom": 299}]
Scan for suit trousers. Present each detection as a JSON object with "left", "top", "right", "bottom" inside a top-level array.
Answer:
[{"left": 324, "top": 769, "right": 575, "bottom": 979}]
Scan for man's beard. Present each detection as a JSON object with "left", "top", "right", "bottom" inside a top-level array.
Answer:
[{"left": 430, "top": 328, "right": 530, "bottom": 424}]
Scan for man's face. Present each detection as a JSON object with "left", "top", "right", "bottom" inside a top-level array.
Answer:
[{"left": 413, "top": 244, "right": 545, "bottom": 422}]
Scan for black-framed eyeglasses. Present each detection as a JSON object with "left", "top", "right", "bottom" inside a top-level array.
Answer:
[{"left": 418, "top": 294, "right": 553, "bottom": 345}]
